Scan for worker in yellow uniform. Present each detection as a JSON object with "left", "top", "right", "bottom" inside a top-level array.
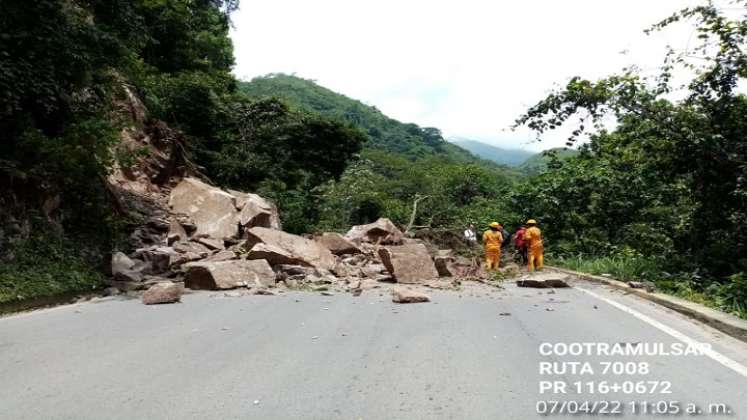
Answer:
[
  {"left": 524, "top": 219, "right": 544, "bottom": 272},
  {"left": 483, "top": 222, "right": 503, "bottom": 270}
]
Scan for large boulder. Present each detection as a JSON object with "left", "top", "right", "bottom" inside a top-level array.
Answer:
[
  {"left": 173, "top": 241, "right": 211, "bottom": 257},
  {"left": 184, "top": 260, "right": 276, "bottom": 290},
  {"left": 167, "top": 220, "right": 188, "bottom": 245},
  {"left": 378, "top": 243, "right": 440, "bottom": 284},
  {"left": 204, "top": 250, "right": 238, "bottom": 262},
  {"left": 245, "top": 227, "right": 336, "bottom": 271},
  {"left": 191, "top": 236, "right": 224, "bottom": 251},
  {"left": 229, "top": 190, "right": 281, "bottom": 231},
  {"left": 139, "top": 247, "right": 180, "bottom": 273},
  {"left": 111, "top": 252, "right": 136, "bottom": 276},
  {"left": 345, "top": 218, "right": 404, "bottom": 245},
  {"left": 142, "top": 282, "right": 183, "bottom": 305},
  {"left": 169, "top": 177, "right": 239, "bottom": 240},
  {"left": 433, "top": 256, "right": 454, "bottom": 277},
  {"left": 316, "top": 232, "right": 361, "bottom": 255},
  {"left": 516, "top": 273, "right": 570, "bottom": 288},
  {"left": 111, "top": 252, "right": 145, "bottom": 283}
]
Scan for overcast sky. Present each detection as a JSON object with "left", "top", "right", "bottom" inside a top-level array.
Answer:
[{"left": 230, "top": 0, "right": 702, "bottom": 151}]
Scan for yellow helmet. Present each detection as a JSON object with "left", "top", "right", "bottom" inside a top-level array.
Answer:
[
  {"left": 526, "top": 219, "right": 537, "bottom": 225},
  {"left": 489, "top": 222, "right": 500, "bottom": 228}
]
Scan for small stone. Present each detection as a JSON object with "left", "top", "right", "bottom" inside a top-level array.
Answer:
[{"left": 391, "top": 288, "right": 430, "bottom": 304}]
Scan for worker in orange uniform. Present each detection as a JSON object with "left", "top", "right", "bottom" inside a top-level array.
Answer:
[
  {"left": 483, "top": 222, "right": 503, "bottom": 270},
  {"left": 524, "top": 219, "right": 544, "bottom": 272}
]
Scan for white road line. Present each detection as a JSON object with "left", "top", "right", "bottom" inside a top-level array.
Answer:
[{"left": 575, "top": 286, "right": 747, "bottom": 378}]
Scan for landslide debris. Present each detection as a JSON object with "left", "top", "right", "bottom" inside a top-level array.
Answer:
[{"left": 109, "top": 177, "right": 522, "bottom": 304}]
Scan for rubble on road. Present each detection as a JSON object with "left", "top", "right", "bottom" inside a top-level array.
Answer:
[
  {"left": 628, "top": 281, "right": 655, "bottom": 292},
  {"left": 184, "top": 260, "right": 276, "bottom": 290},
  {"left": 245, "top": 227, "right": 336, "bottom": 271},
  {"left": 142, "top": 282, "right": 183, "bottom": 304},
  {"left": 433, "top": 251, "right": 455, "bottom": 277},
  {"left": 315, "top": 232, "right": 361, "bottom": 255},
  {"left": 109, "top": 175, "right": 516, "bottom": 304},
  {"left": 516, "top": 273, "right": 570, "bottom": 288},
  {"left": 378, "top": 243, "right": 440, "bottom": 284},
  {"left": 391, "top": 288, "right": 431, "bottom": 303}
]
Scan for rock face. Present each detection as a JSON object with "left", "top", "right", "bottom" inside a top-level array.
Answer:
[
  {"left": 391, "top": 288, "right": 431, "bottom": 303},
  {"left": 184, "top": 259, "right": 276, "bottom": 290},
  {"left": 345, "top": 218, "right": 404, "bottom": 245},
  {"left": 169, "top": 177, "right": 239, "bottom": 240},
  {"left": 142, "top": 282, "right": 183, "bottom": 304},
  {"left": 245, "top": 227, "right": 336, "bottom": 270},
  {"left": 316, "top": 232, "right": 361, "bottom": 255},
  {"left": 378, "top": 243, "right": 439, "bottom": 284}
]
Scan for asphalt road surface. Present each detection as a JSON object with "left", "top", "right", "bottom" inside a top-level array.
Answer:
[{"left": 2, "top": 277, "right": 746, "bottom": 420}]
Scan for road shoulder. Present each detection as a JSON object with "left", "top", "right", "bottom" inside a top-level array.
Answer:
[{"left": 550, "top": 266, "right": 747, "bottom": 344}]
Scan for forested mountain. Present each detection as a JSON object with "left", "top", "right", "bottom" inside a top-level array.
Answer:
[
  {"left": 237, "top": 74, "right": 520, "bottom": 233},
  {"left": 239, "top": 74, "right": 482, "bottom": 164},
  {"left": 449, "top": 138, "right": 533, "bottom": 166},
  {"left": 517, "top": 147, "right": 579, "bottom": 175}
]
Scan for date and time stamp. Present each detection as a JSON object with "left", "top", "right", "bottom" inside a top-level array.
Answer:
[{"left": 535, "top": 342, "right": 735, "bottom": 416}]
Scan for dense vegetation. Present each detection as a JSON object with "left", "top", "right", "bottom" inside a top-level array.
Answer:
[
  {"left": 517, "top": 147, "right": 579, "bottom": 175},
  {"left": 1, "top": 0, "right": 744, "bottom": 318},
  {"left": 0, "top": 0, "right": 364, "bottom": 302},
  {"left": 239, "top": 74, "right": 520, "bottom": 234},
  {"left": 512, "top": 2, "right": 747, "bottom": 317},
  {"left": 240, "top": 74, "right": 488, "bottom": 164}
]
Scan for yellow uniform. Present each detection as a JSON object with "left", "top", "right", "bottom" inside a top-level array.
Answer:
[
  {"left": 524, "top": 226, "right": 544, "bottom": 271},
  {"left": 482, "top": 230, "right": 503, "bottom": 270}
]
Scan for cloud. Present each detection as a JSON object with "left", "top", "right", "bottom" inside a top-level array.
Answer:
[{"left": 230, "top": 0, "right": 701, "bottom": 151}]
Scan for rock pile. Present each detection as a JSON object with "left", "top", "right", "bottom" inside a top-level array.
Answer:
[{"left": 109, "top": 177, "right": 485, "bottom": 303}]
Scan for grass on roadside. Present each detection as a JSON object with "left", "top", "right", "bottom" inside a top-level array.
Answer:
[
  {"left": 552, "top": 255, "right": 747, "bottom": 320},
  {"left": 0, "top": 230, "right": 105, "bottom": 305}
]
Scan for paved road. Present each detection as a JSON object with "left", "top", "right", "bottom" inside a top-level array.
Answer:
[{"left": 1, "top": 278, "right": 746, "bottom": 420}]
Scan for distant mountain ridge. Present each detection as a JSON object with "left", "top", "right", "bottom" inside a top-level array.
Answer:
[
  {"left": 239, "top": 74, "right": 490, "bottom": 165},
  {"left": 518, "top": 147, "right": 580, "bottom": 174},
  {"left": 448, "top": 138, "right": 534, "bottom": 167}
]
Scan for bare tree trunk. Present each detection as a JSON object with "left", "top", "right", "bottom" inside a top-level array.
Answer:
[{"left": 405, "top": 195, "right": 429, "bottom": 234}]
